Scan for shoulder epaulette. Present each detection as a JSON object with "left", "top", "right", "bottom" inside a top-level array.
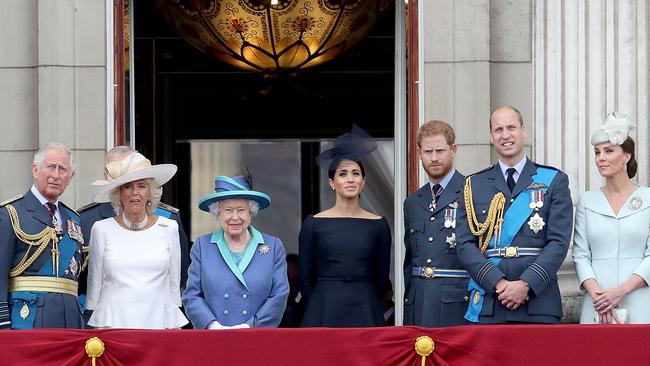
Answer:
[
  {"left": 468, "top": 163, "right": 497, "bottom": 177},
  {"left": 59, "top": 202, "right": 80, "bottom": 218},
  {"left": 157, "top": 202, "right": 180, "bottom": 214},
  {"left": 77, "top": 201, "right": 100, "bottom": 213},
  {"left": 533, "top": 162, "right": 561, "bottom": 171},
  {"left": 0, "top": 195, "right": 23, "bottom": 207}
]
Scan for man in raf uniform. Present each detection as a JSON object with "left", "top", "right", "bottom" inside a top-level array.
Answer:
[
  {"left": 78, "top": 146, "right": 190, "bottom": 292},
  {"left": 456, "top": 106, "right": 572, "bottom": 324},
  {"left": 403, "top": 120, "right": 469, "bottom": 327},
  {"left": 0, "top": 142, "right": 87, "bottom": 329}
]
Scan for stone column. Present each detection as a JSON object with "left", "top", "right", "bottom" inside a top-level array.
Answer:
[
  {"left": 0, "top": 0, "right": 109, "bottom": 207},
  {"left": 533, "top": 0, "right": 649, "bottom": 321}
]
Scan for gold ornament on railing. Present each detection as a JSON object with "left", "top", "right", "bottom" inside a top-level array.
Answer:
[
  {"left": 414, "top": 336, "right": 434, "bottom": 366},
  {"left": 85, "top": 337, "right": 105, "bottom": 366}
]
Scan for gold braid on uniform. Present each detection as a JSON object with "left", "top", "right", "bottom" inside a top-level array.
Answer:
[
  {"left": 4, "top": 204, "right": 59, "bottom": 277},
  {"left": 463, "top": 176, "right": 506, "bottom": 252}
]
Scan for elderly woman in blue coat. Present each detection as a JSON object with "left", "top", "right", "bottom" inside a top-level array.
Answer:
[{"left": 182, "top": 175, "right": 289, "bottom": 329}]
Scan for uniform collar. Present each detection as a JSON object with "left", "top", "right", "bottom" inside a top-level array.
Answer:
[
  {"left": 428, "top": 168, "right": 456, "bottom": 191},
  {"left": 498, "top": 156, "right": 528, "bottom": 181}
]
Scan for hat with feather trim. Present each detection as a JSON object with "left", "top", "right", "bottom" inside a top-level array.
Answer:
[{"left": 591, "top": 112, "right": 636, "bottom": 146}]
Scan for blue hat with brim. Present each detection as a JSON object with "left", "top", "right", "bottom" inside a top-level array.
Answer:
[{"left": 198, "top": 175, "right": 271, "bottom": 212}]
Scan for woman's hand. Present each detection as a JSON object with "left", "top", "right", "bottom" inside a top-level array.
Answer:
[
  {"left": 592, "top": 287, "right": 626, "bottom": 314},
  {"left": 595, "top": 308, "right": 622, "bottom": 324}
]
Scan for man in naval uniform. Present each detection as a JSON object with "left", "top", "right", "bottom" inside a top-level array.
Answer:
[
  {"left": 0, "top": 142, "right": 87, "bottom": 329},
  {"left": 403, "top": 120, "right": 469, "bottom": 327},
  {"left": 77, "top": 146, "right": 190, "bottom": 294},
  {"left": 456, "top": 106, "right": 572, "bottom": 324}
]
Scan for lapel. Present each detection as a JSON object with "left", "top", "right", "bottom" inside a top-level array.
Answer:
[
  {"left": 486, "top": 164, "right": 510, "bottom": 196},
  {"left": 415, "top": 183, "right": 434, "bottom": 212},
  {"left": 25, "top": 190, "right": 53, "bottom": 227},
  {"left": 511, "top": 159, "right": 537, "bottom": 198},
  {"left": 211, "top": 229, "right": 249, "bottom": 289},
  {"left": 238, "top": 226, "right": 264, "bottom": 273},
  {"left": 432, "top": 171, "right": 463, "bottom": 215}
]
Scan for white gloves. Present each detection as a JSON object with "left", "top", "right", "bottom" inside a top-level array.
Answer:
[{"left": 207, "top": 320, "right": 250, "bottom": 330}]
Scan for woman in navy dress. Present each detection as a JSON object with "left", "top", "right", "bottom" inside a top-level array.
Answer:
[{"left": 299, "top": 127, "right": 391, "bottom": 327}]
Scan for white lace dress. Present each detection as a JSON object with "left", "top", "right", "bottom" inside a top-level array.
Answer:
[{"left": 86, "top": 216, "right": 188, "bottom": 329}]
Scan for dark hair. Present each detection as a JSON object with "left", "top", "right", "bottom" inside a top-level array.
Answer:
[
  {"left": 489, "top": 105, "right": 524, "bottom": 130},
  {"left": 621, "top": 137, "right": 638, "bottom": 178},
  {"left": 327, "top": 158, "right": 366, "bottom": 180}
]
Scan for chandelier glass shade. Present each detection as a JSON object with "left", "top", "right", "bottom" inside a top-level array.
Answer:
[{"left": 155, "top": 0, "right": 391, "bottom": 72}]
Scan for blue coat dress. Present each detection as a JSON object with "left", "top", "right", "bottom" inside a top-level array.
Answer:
[
  {"left": 403, "top": 170, "right": 469, "bottom": 327},
  {"left": 455, "top": 159, "right": 572, "bottom": 323},
  {"left": 182, "top": 226, "right": 289, "bottom": 329},
  {"left": 573, "top": 187, "right": 650, "bottom": 323}
]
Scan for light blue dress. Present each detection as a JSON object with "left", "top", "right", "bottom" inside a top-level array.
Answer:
[{"left": 572, "top": 186, "right": 650, "bottom": 323}]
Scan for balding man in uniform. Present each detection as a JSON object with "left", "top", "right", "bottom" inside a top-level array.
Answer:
[{"left": 456, "top": 106, "right": 572, "bottom": 324}]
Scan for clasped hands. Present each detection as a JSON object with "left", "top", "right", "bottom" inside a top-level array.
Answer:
[
  {"left": 495, "top": 279, "right": 530, "bottom": 310},
  {"left": 592, "top": 288, "right": 625, "bottom": 324}
]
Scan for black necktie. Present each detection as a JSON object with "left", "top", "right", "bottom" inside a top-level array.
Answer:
[
  {"left": 506, "top": 168, "right": 516, "bottom": 192},
  {"left": 432, "top": 184, "right": 443, "bottom": 199}
]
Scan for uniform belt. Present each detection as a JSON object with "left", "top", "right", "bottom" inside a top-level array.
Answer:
[
  {"left": 9, "top": 276, "right": 78, "bottom": 297},
  {"left": 412, "top": 267, "right": 470, "bottom": 279},
  {"left": 484, "top": 247, "right": 543, "bottom": 258}
]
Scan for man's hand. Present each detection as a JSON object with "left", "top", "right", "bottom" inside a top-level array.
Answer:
[{"left": 495, "top": 279, "right": 530, "bottom": 310}]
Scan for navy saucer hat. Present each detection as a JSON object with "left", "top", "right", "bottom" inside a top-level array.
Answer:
[{"left": 198, "top": 175, "right": 271, "bottom": 212}]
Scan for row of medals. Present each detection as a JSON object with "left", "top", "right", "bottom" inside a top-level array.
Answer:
[{"left": 429, "top": 197, "right": 458, "bottom": 248}]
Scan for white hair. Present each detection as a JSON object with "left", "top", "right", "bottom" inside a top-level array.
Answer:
[
  {"left": 208, "top": 199, "right": 260, "bottom": 219},
  {"left": 105, "top": 145, "right": 135, "bottom": 164},
  {"left": 110, "top": 178, "right": 162, "bottom": 216},
  {"left": 33, "top": 142, "right": 75, "bottom": 173}
]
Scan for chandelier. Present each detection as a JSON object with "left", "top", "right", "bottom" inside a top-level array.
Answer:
[{"left": 155, "top": 0, "right": 391, "bottom": 73}]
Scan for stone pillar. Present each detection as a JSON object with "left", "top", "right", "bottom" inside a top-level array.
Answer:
[
  {"left": 533, "top": 0, "right": 649, "bottom": 321},
  {"left": 0, "top": 0, "right": 108, "bottom": 208}
]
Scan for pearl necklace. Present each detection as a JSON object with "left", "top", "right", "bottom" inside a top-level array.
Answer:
[
  {"left": 225, "top": 232, "right": 249, "bottom": 253},
  {"left": 122, "top": 213, "right": 148, "bottom": 231}
]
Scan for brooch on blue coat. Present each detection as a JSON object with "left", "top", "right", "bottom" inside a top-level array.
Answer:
[
  {"left": 258, "top": 244, "right": 270, "bottom": 254},
  {"left": 630, "top": 196, "right": 643, "bottom": 210}
]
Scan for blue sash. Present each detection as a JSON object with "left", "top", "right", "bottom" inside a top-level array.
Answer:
[
  {"left": 156, "top": 207, "right": 172, "bottom": 218},
  {"left": 465, "top": 167, "right": 557, "bottom": 322}
]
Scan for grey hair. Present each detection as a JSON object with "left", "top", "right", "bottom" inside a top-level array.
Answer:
[
  {"left": 106, "top": 145, "right": 135, "bottom": 164},
  {"left": 109, "top": 178, "right": 162, "bottom": 216},
  {"left": 208, "top": 199, "right": 260, "bottom": 219},
  {"left": 33, "top": 142, "right": 75, "bottom": 173}
]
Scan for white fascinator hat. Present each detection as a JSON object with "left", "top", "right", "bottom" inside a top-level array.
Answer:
[{"left": 590, "top": 112, "right": 636, "bottom": 146}]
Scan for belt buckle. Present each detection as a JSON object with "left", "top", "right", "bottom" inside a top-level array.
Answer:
[
  {"left": 423, "top": 267, "right": 436, "bottom": 278},
  {"left": 505, "top": 247, "right": 518, "bottom": 258}
]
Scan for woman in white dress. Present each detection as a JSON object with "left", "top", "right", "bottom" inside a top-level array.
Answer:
[
  {"left": 573, "top": 113, "right": 650, "bottom": 324},
  {"left": 85, "top": 152, "right": 188, "bottom": 329}
]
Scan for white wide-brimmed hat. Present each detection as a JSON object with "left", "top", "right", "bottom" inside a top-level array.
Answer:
[
  {"left": 591, "top": 112, "right": 636, "bottom": 146},
  {"left": 92, "top": 152, "right": 177, "bottom": 203}
]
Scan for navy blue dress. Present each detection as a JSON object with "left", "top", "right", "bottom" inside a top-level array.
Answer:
[{"left": 299, "top": 215, "right": 391, "bottom": 327}]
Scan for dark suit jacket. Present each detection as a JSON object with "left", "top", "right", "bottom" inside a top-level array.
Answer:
[
  {"left": 455, "top": 159, "right": 572, "bottom": 323},
  {"left": 403, "top": 170, "right": 469, "bottom": 327},
  {"left": 78, "top": 202, "right": 190, "bottom": 291}
]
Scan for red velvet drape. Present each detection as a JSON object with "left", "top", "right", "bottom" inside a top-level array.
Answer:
[{"left": 0, "top": 325, "right": 646, "bottom": 365}]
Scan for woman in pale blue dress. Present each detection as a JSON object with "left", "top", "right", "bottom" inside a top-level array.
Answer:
[{"left": 573, "top": 112, "right": 650, "bottom": 324}]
